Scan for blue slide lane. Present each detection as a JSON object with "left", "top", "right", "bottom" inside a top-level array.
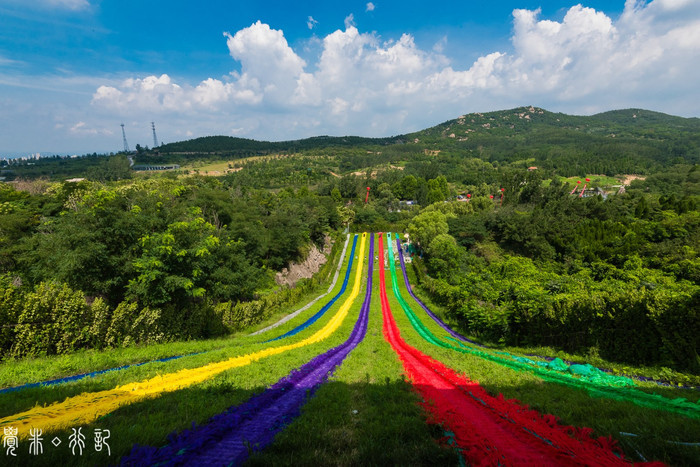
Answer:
[
  {"left": 264, "top": 234, "right": 358, "bottom": 343},
  {"left": 0, "top": 353, "right": 203, "bottom": 394}
]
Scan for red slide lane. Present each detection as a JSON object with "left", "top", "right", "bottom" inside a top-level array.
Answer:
[{"left": 377, "top": 233, "right": 653, "bottom": 466}]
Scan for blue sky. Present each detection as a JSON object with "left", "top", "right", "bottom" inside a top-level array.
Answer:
[{"left": 0, "top": 0, "right": 698, "bottom": 155}]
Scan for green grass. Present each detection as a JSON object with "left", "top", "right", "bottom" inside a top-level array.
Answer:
[{"left": 561, "top": 174, "right": 622, "bottom": 187}]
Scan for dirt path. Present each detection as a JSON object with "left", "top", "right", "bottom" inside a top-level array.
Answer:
[{"left": 620, "top": 174, "right": 646, "bottom": 186}]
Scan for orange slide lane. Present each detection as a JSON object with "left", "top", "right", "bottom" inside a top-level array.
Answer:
[{"left": 376, "top": 232, "right": 653, "bottom": 466}]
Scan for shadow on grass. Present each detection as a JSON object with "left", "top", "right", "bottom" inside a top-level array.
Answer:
[
  {"left": 3, "top": 383, "right": 262, "bottom": 467},
  {"left": 475, "top": 378, "right": 700, "bottom": 467},
  {"left": 5, "top": 378, "right": 696, "bottom": 466},
  {"left": 246, "top": 379, "right": 461, "bottom": 466}
]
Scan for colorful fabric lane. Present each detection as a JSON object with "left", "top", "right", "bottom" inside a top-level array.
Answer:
[
  {"left": 263, "top": 234, "right": 358, "bottom": 342},
  {"left": 0, "top": 234, "right": 368, "bottom": 438},
  {"left": 387, "top": 233, "right": 700, "bottom": 419},
  {"left": 0, "top": 353, "right": 202, "bottom": 395},
  {"left": 121, "top": 233, "right": 374, "bottom": 466}
]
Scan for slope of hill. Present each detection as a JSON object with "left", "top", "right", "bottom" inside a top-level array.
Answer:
[{"left": 402, "top": 106, "right": 700, "bottom": 176}]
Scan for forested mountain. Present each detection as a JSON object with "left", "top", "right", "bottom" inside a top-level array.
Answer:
[
  {"left": 158, "top": 134, "right": 402, "bottom": 154},
  {"left": 157, "top": 107, "right": 700, "bottom": 156},
  {"left": 404, "top": 106, "right": 700, "bottom": 176},
  {"left": 154, "top": 107, "right": 700, "bottom": 177}
]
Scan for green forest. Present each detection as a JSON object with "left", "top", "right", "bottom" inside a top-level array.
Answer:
[{"left": 1, "top": 107, "right": 698, "bottom": 374}]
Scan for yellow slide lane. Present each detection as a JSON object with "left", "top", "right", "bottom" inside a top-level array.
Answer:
[{"left": 1, "top": 233, "right": 367, "bottom": 437}]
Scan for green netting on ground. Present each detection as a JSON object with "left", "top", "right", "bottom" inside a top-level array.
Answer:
[{"left": 385, "top": 233, "right": 700, "bottom": 420}]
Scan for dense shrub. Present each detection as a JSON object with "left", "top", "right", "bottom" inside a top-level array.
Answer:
[{"left": 12, "top": 282, "right": 93, "bottom": 357}]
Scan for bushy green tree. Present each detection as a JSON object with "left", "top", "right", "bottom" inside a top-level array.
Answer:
[
  {"left": 426, "top": 233, "right": 462, "bottom": 280},
  {"left": 127, "top": 214, "right": 260, "bottom": 307},
  {"left": 408, "top": 210, "right": 449, "bottom": 248},
  {"left": 0, "top": 275, "right": 23, "bottom": 355},
  {"left": 86, "top": 155, "right": 132, "bottom": 182}
]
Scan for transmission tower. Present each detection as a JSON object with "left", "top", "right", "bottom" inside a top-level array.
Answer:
[
  {"left": 120, "top": 123, "right": 130, "bottom": 153},
  {"left": 151, "top": 122, "right": 159, "bottom": 148}
]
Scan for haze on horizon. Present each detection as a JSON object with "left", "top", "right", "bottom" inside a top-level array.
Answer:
[{"left": 0, "top": 0, "right": 699, "bottom": 155}]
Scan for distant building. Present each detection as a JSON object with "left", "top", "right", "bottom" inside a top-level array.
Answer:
[{"left": 528, "top": 166, "right": 538, "bottom": 171}]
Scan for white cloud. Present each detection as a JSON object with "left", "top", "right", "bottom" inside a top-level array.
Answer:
[
  {"left": 433, "top": 36, "right": 447, "bottom": 54},
  {"left": 92, "top": 74, "right": 187, "bottom": 112},
  {"left": 307, "top": 16, "right": 318, "bottom": 30},
  {"left": 366, "top": 2, "right": 375, "bottom": 12},
  {"left": 84, "top": 1, "right": 700, "bottom": 145},
  {"left": 0, "top": 55, "right": 24, "bottom": 66}
]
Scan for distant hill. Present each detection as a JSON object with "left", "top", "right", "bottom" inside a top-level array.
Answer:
[
  {"left": 398, "top": 106, "right": 700, "bottom": 176},
  {"left": 158, "top": 134, "right": 403, "bottom": 155},
  {"left": 408, "top": 106, "right": 700, "bottom": 140},
  {"left": 592, "top": 108, "right": 700, "bottom": 128}
]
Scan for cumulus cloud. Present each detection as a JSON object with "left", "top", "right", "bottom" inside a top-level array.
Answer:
[
  {"left": 366, "top": 2, "right": 375, "bottom": 12},
  {"left": 91, "top": 1, "right": 700, "bottom": 141},
  {"left": 93, "top": 74, "right": 187, "bottom": 112}
]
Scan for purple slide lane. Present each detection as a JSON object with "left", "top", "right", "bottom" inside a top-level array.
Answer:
[
  {"left": 121, "top": 233, "right": 375, "bottom": 466},
  {"left": 395, "top": 237, "right": 478, "bottom": 346}
]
